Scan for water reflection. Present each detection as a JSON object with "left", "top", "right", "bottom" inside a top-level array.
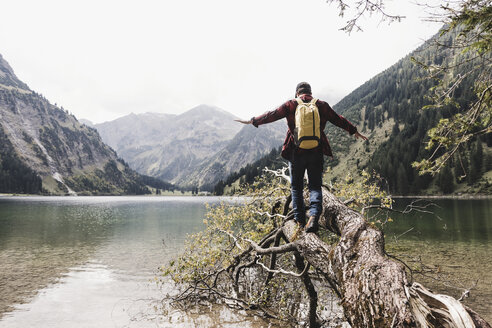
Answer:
[
  {"left": 384, "top": 198, "right": 492, "bottom": 243},
  {"left": 0, "top": 196, "right": 215, "bottom": 320},
  {"left": 0, "top": 200, "right": 112, "bottom": 315},
  {"left": 385, "top": 198, "right": 492, "bottom": 322}
]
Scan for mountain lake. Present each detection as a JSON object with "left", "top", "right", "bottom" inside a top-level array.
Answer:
[{"left": 0, "top": 195, "right": 491, "bottom": 327}]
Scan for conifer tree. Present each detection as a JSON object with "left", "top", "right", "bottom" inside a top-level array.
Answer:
[{"left": 438, "top": 165, "right": 455, "bottom": 193}]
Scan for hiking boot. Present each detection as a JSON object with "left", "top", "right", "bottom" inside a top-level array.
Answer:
[
  {"left": 295, "top": 218, "right": 306, "bottom": 228},
  {"left": 291, "top": 219, "right": 305, "bottom": 241},
  {"left": 305, "top": 215, "right": 319, "bottom": 233}
]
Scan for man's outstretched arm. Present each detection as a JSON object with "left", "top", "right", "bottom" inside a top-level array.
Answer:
[
  {"left": 234, "top": 119, "right": 252, "bottom": 125},
  {"left": 321, "top": 101, "right": 368, "bottom": 141},
  {"left": 235, "top": 102, "right": 290, "bottom": 127}
]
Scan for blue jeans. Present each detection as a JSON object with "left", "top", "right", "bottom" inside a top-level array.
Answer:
[{"left": 289, "top": 150, "right": 323, "bottom": 224}]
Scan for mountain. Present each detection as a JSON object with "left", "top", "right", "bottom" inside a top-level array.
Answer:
[
  {"left": 182, "top": 121, "right": 285, "bottom": 190},
  {"left": 94, "top": 107, "right": 285, "bottom": 190},
  {"left": 0, "top": 54, "right": 155, "bottom": 195}
]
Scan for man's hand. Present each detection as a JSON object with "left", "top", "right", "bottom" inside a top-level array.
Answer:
[
  {"left": 354, "top": 131, "right": 368, "bottom": 141},
  {"left": 234, "top": 119, "right": 252, "bottom": 124}
]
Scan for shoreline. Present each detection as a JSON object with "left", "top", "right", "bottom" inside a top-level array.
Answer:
[
  {"left": 391, "top": 194, "right": 492, "bottom": 199},
  {"left": 0, "top": 193, "right": 214, "bottom": 197},
  {"left": 2, "top": 193, "right": 491, "bottom": 200},
  {"left": 0, "top": 193, "right": 492, "bottom": 199}
]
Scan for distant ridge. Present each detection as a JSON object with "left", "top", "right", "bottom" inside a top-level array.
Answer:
[{"left": 94, "top": 106, "right": 285, "bottom": 190}]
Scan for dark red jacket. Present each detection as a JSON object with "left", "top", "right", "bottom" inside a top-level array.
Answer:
[{"left": 252, "top": 94, "right": 357, "bottom": 160}]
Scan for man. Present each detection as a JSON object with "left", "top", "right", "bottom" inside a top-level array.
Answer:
[{"left": 236, "top": 82, "right": 367, "bottom": 233}]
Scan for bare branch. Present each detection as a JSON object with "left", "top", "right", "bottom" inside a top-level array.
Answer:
[
  {"left": 256, "top": 257, "right": 310, "bottom": 278},
  {"left": 218, "top": 229, "right": 244, "bottom": 251},
  {"left": 246, "top": 237, "right": 297, "bottom": 255},
  {"left": 393, "top": 227, "right": 414, "bottom": 242},
  {"left": 326, "top": 0, "right": 405, "bottom": 33},
  {"left": 362, "top": 199, "right": 442, "bottom": 220},
  {"left": 254, "top": 210, "right": 286, "bottom": 220},
  {"left": 264, "top": 166, "right": 290, "bottom": 183}
]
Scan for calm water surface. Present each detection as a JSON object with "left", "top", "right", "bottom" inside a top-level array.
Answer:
[
  {"left": 0, "top": 196, "right": 266, "bottom": 328},
  {"left": 0, "top": 196, "right": 491, "bottom": 327},
  {"left": 384, "top": 198, "right": 492, "bottom": 322}
]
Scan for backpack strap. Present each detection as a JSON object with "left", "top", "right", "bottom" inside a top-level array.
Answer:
[{"left": 296, "top": 98, "right": 318, "bottom": 105}]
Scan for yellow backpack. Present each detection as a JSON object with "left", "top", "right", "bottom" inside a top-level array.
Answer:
[{"left": 294, "top": 98, "right": 320, "bottom": 149}]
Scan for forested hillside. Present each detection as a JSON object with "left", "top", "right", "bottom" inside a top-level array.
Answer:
[
  {"left": 327, "top": 27, "right": 492, "bottom": 195},
  {"left": 0, "top": 126, "right": 42, "bottom": 194},
  {"left": 216, "top": 27, "right": 492, "bottom": 195},
  {"left": 213, "top": 146, "right": 284, "bottom": 195},
  {"left": 185, "top": 121, "right": 285, "bottom": 191}
]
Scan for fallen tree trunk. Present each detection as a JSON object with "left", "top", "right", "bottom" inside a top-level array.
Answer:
[
  {"left": 283, "top": 186, "right": 490, "bottom": 327},
  {"left": 164, "top": 176, "right": 490, "bottom": 328}
]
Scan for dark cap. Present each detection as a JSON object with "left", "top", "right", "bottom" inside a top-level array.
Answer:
[{"left": 296, "top": 82, "right": 311, "bottom": 95}]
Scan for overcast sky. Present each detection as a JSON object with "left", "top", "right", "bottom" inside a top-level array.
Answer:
[{"left": 1, "top": 0, "right": 442, "bottom": 123}]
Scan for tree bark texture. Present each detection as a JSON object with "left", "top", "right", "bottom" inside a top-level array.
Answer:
[{"left": 283, "top": 186, "right": 490, "bottom": 328}]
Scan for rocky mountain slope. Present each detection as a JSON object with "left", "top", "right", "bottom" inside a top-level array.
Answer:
[
  {"left": 0, "top": 54, "right": 152, "bottom": 195},
  {"left": 94, "top": 108, "right": 285, "bottom": 190}
]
